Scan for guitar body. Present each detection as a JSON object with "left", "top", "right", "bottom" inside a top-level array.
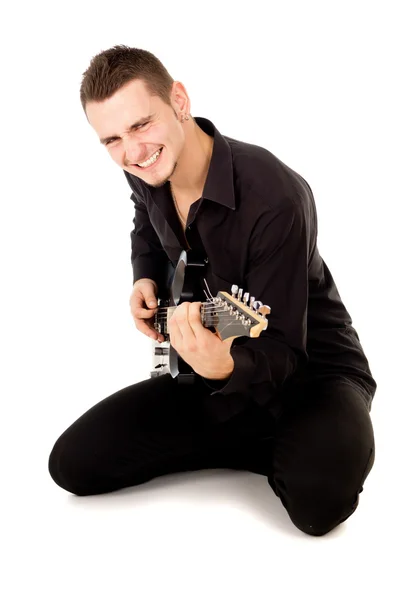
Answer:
[{"left": 149, "top": 249, "right": 271, "bottom": 386}]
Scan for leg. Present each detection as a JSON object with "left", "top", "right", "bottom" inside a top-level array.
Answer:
[
  {"left": 48, "top": 374, "right": 276, "bottom": 496},
  {"left": 267, "top": 377, "right": 375, "bottom": 536}
]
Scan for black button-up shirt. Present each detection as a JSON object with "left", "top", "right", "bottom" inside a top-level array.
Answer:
[{"left": 124, "top": 116, "right": 377, "bottom": 422}]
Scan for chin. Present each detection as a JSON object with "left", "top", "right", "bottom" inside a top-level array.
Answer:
[{"left": 150, "top": 176, "right": 171, "bottom": 189}]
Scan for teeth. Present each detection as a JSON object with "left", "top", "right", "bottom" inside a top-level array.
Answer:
[{"left": 138, "top": 148, "right": 162, "bottom": 168}]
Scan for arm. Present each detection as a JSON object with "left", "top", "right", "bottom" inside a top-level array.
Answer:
[
  {"left": 201, "top": 195, "right": 312, "bottom": 422},
  {"left": 125, "top": 172, "right": 171, "bottom": 299}
]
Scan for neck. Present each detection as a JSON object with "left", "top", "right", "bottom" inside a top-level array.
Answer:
[{"left": 169, "top": 122, "right": 214, "bottom": 196}]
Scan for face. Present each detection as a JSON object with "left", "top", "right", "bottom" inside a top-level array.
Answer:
[{"left": 86, "top": 79, "right": 187, "bottom": 188}]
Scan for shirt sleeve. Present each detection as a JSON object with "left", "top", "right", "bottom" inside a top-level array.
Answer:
[
  {"left": 201, "top": 195, "right": 311, "bottom": 422},
  {"left": 126, "top": 172, "right": 171, "bottom": 299}
]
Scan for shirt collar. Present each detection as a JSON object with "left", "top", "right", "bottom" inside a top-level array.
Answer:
[{"left": 194, "top": 116, "right": 236, "bottom": 210}]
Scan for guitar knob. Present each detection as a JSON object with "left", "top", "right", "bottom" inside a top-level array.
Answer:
[
  {"left": 258, "top": 305, "right": 271, "bottom": 318},
  {"left": 258, "top": 304, "right": 271, "bottom": 315}
]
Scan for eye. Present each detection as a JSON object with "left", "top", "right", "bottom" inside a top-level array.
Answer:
[{"left": 105, "top": 122, "right": 150, "bottom": 145}]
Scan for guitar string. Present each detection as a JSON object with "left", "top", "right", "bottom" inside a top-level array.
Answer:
[
  {"left": 154, "top": 309, "right": 258, "bottom": 317},
  {"left": 156, "top": 321, "right": 257, "bottom": 330},
  {"left": 154, "top": 316, "right": 263, "bottom": 325},
  {"left": 154, "top": 313, "right": 264, "bottom": 323},
  {"left": 154, "top": 317, "right": 253, "bottom": 322},
  {"left": 154, "top": 308, "right": 236, "bottom": 315},
  {"left": 153, "top": 300, "right": 260, "bottom": 311},
  {"left": 153, "top": 313, "right": 260, "bottom": 322},
  {"left": 153, "top": 309, "right": 262, "bottom": 318},
  {"left": 153, "top": 308, "right": 262, "bottom": 317},
  {"left": 153, "top": 306, "right": 257, "bottom": 314},
  {"left": 155, "top": 319, "right": 254, "bottom": 327}
]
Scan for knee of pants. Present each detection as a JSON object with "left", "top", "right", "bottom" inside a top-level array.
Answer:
[
  {"left": 290, "top": 490, "right": 360, "bottom": 536},
  {"left": 272, "top": 444, "right": 375, "bottom": 536},
  {"left": 48, "top": 435, "right": 94, "bottom": 496},
  {"left": 271, "top": 466, "right": 371, "bottom": 536}
]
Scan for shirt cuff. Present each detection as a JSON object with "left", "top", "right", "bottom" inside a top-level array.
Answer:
[
  {"left": 199, "top": 345, "right": 259, "bottom": 422},
  {"left": 201, "top": 344, "right": 257, "bottom": 396},
  {"left": 133, "top": 257, "right": 165, "bottom": 287},
  {"left": 133, "top": 257, "right": 172, "bottom": 299}
]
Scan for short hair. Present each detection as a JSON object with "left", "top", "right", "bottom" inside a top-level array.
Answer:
[{"left": 80, "top": 45, "right": 175, "bottom": 114}]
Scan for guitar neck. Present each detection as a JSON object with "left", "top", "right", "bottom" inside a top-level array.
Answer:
[
  {"left": 153, "top": 291, "right": 269, "bottom": 341},
  {"left": 155, "top": 302, "right": 216, "bottom": 333}
]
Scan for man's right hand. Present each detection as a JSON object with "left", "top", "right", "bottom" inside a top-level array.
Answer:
[{"left": 129, "top": 278, "right": 165, "bottom": 342}]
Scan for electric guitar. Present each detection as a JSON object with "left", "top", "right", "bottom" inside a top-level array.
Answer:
[{"left": 149, "top": 249, "right": 271, "bottom": 384}]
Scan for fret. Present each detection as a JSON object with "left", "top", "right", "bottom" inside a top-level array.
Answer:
[{"left": 154, "top": 303, "right": 214, "bottom": 333}]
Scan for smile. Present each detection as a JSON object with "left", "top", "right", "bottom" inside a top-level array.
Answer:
[{"left": 136, "top": 147, "right": 163, "bottom": 169}]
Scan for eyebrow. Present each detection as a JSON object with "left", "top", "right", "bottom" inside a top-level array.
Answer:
[{"left": 99, "top": 113, "right": 155, "bottom": 145}]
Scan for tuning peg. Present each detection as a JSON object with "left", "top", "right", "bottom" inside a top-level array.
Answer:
[
  {"left": 253, "top": 300, "right": 263, "bottom": 311},
  {"left": 231, "top": 284, "right": 239, "bottom": 297},
  {"left": 238, "top": 288, "right": 243, "bottom": 301},
  {"left": 243, "top": 292, "right": 250, "bottom": 305},
  {"left": 249, "top": 296, "right": 255, "bottom": 308}
]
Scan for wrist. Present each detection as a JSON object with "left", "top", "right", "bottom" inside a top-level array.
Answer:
[
  {"left": 205, "top": 357, "right": 234, "bottom": 381},
  {"left": 133, "top": 278, "right": 158, "bottom": 293}
]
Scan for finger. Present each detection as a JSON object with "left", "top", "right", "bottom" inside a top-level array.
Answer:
[
  {"left": 134, "top": 319, "right": 160, "bottom": 341},
  {"left": 131, "top": 295, "right": 158, "bottom": 319},
  {"left": 189, "top": 302, "right": 214, "bottom": 341},
  {"left": 173, "top": 302, "right": 196, "bottom": 341},
  {"left": 169, "top": 302, "right": 194, "bottom": 348},
  {"left": 137, "top": 307, "right": 158, "bottom": 320},
  {"left": 168, "top": 313, "right": 182, "bottom": 348},
  {"left": 188, "top": 302, "right": 204, "bottom": 332}
]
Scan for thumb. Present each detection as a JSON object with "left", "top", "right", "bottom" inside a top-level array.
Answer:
[{"left": 147, "top": 298, "right": 157, "bottom": 308}]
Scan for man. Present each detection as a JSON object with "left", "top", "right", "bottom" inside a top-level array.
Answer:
[{"left": 48, "top": 45, "right": 376, "bottom": 536}]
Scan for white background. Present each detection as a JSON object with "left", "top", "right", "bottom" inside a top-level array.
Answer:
[{"left": 1, "top": 1, "right": 396, "bottom": 598}]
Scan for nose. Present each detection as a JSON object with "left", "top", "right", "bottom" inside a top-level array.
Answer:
[{"left": 122, "top": 135, "right": 146, "bottom": 165}]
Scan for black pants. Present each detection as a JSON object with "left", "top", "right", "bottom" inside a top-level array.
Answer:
[{"left": 48, "top": 373, "right": 375, "bottom": 536}]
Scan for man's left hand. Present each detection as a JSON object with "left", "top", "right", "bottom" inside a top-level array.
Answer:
[{"left": 168, "top": 301, "right": 234, "bottom": 380}]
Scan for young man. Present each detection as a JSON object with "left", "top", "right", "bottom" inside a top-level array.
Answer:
[{"left": 48, "top": 45, "right": 376, "bottom": 536}]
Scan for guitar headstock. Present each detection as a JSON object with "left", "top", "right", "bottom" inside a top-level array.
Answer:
[{"left": 208, "top": 284, "right": 271, "bottom": 341}]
